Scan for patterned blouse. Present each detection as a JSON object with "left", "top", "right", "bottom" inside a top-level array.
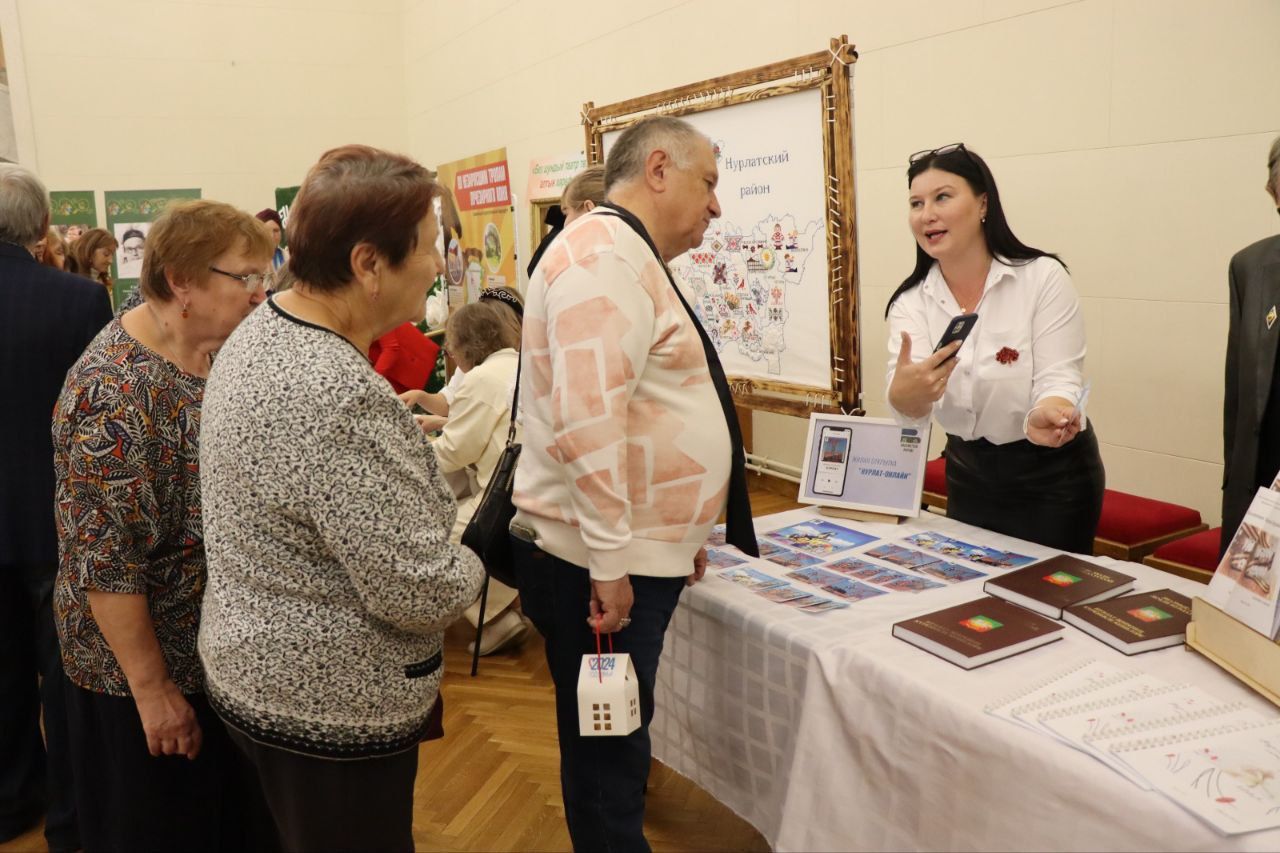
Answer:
[{"left": 53, "top": 319, "right": 208, "bottom": 697}]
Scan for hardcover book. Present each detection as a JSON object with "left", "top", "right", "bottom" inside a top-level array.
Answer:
[
  {"left": 1063, "top": 589, "right": 1192, "bottom": 654},
  {"left": 983, "top": 554, "right": 1135, "bottom": 619},
  {"left": 892, "top": 597, "right": 1064, "bottom": 670}
]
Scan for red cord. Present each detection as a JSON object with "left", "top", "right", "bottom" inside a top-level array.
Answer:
[
  {"left": 592, "top": 618, "right": 616, "bottom": 683},
  {"left": 594, "top": 618, "right": 603, "bottom": 683}
]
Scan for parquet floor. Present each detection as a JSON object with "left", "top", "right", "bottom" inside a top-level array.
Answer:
[{"left": 2, "top": 477, "right": 799, "bottom": 853}]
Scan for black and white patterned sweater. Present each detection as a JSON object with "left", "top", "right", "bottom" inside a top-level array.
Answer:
[{"left": 197, "top": 299, "right": 485, "bottom": 758}]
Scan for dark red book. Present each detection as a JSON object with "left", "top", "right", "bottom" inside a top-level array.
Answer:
[
  {"left": 892, "top": 597, "right": 1064, "bottom": 670},
  {"left": 983, "top": 555, "right": 1135, "bottom": 619},
  {"left": 1063, "top": 589, "right": 1192, "bottom": 654}
]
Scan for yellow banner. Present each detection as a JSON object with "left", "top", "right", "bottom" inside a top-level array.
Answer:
[{"left": 436, "top": 147, "right": 517, "bottom": 306}]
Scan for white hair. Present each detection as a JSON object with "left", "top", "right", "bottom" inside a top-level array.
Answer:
[
  {"left": 0, "top": 164, "right": 50, "bottom": 246},
  {"left": 604, "top": 116, "right": 708, "bottom": 193}
]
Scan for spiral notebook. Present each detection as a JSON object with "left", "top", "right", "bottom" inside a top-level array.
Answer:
[
  {"left": 984, "top": 658, "right": 1134, "bottom": 732},
  {"left": 1089, "top": 703, "right": 1267, "bottom": 789},
  {"left": 1010, "top": 671, "right": 1170, "bottom": 737},
  {"left": 1035, "top": 686, "right": 1260, "bottom": 788},
  {"left": 1109, "top": 719, "right": 1280, "bottom": 835}
]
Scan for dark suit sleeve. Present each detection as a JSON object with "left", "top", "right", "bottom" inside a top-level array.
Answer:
[
  {"left": 1224, "top": 255, "right": 1242, "bottom": 489},
  {"left": 80, "top": 286, "right": 112, "bottom": 350}
]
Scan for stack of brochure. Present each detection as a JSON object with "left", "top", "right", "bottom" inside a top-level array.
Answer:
[
  {"left": 703, "top": 518, "right": 1033, "bottom": 616},
  {"left": 985, "top": 658, "right": 1279, "bottom": 835}
]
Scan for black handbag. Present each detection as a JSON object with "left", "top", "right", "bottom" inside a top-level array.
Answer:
[{"left": 459, "top": 353, "right": 522, "bottom": 589}]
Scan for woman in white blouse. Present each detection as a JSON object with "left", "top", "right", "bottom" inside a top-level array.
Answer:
[
  {"left": 885, "top": 143, "right": 1104, "bottom": 553},
  {"left": 429, "top": 300, "right": 527, "bottom": 655}
]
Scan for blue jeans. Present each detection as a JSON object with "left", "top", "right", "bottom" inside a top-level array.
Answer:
[{"left": 512, "top": 536, "right": 685, "bottom": 853}]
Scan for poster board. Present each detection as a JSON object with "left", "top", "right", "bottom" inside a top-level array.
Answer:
[
  {"left": 797, "top": 412, "right": 928, "bottom": 518},
  {"left": 527, "top": 151, "right": 587, "bottom": 202},
  {"left": 274, "top": 185, "right": 299, "bottom": 248},
  {"left": 49, "top": 191, "right": 97, "bottom": 239},
  {"left": 583, "top": 36, "right": 859, "bottom": 416},
  {"left": 104, "top": 188, "right": 201, "bottom": 306},
  {"left": 435, "top": 148, "right": 517, "bottom": 308}
]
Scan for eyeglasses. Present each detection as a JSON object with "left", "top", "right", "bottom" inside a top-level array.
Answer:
[
  {"left": 909, "top": 142, "right": 968, "bottom": 165},
  {"left": 209, "top": 265, "right": 273, "bottom": 293}
]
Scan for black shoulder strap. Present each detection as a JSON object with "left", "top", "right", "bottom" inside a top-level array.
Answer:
[{"left": 593, "top": 203, "right": 758, "bottom": 556}]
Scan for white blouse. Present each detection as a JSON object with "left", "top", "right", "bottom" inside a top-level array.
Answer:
[{"left": 885, "top": 255, "right": 1087, "bottom": 445}]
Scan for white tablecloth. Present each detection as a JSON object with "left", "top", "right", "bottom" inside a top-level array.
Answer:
[{"left": 651, "top": 507, "right": 1280, "bottom": 852}]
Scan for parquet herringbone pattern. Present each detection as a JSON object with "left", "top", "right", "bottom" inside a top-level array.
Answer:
[
  {"left": 415, "top": 620, "right": 771, "bottom": 852},
  {"left": 2, "top": 477, "right": 797, "bottom": 853}
]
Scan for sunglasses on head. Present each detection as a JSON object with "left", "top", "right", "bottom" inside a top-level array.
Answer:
[{"left": 908, "top": 142, "right": 969, "bottom": 165}]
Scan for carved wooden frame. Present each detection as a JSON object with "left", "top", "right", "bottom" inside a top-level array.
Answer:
[{"left": 582, "top": 36, "right": 860, "bottom": 417}]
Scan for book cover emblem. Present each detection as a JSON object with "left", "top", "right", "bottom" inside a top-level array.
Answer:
[
  {"left": 960, "top": 615, "right": 1003, "bottom": 632},
  {"left": 1127, "top": 605, "right": 1172, "bottom": 622},
  {"left": 1044, "top": 571, "right": 1082, "bottom": 587}
]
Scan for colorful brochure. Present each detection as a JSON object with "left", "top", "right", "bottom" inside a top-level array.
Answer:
[
  {"left": 904, "top": 531, "right": 1036, "bottom": 568},
  {"left": 913, "top": 560, "right": 987, "bottom": 584},
  {"left": 865, "top": 543, "right": 941, "bottom": 569},
  {"left": 760, "top": 548, "right": 825, "bottom": 570},
  {"left": 764, "top": 519, "right": 877, "bottom": 556},
  {"left": 705, "top": 548, "right": 747, "bottom": 570},
  {"left": 1207, "top": 487, "right": 1280, "bottom": 638},
  {"left": 718, "top": 567, "right": 788, "bottom": 591},
  {"left": 785, "top": 567, "right": 888, "bottom": 601}
]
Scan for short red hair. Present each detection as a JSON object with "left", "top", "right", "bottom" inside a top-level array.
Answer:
[{"left": 288, "top": 144, "right": 438, "bottom": 291}]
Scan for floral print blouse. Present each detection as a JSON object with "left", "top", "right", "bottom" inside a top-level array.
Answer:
[{"left": 53, "top": 319, "right": 208, "bottom": 696}]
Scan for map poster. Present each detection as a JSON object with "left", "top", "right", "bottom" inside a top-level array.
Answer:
[
  {"left": 435, "top": 148, "right": 517, "bottom": 308},
  {"left": 104, "top": 188, "right": 201, "bottom": 307},
  {"left": 797, "top": 413, "right": 929, "bottom": 518},
  {"left": 603, "top": 88, "right": 829, "bottom": 390}
]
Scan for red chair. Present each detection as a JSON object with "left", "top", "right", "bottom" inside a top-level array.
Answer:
[
  {"left": 1143, "top": 527, "right": 1222, "bottom": 583},
  {"left": 1092, "top": 489, "right": 1207, "bottom": 563},
  {"left": 922, "top": 456, "right": 947, "bottom": 511}
]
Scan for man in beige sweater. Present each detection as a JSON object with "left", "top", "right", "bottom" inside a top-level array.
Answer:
[{"left": 511, "top": 116, "right": 755, "bottom": 851}]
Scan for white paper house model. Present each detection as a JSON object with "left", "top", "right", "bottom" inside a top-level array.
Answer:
[{"left": 577, "top": 653, "right": 641, "bottom": 737}]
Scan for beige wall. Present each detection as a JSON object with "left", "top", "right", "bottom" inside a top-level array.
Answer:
[
  {"left": 5, "top": 1, "right": 1276, "bottom": 525},
  {"left": 0, "top": 0, "right": 407, "bottom": 219},
  {"left": 404, "top": 0, "right": 1280, "bottom": 525}
]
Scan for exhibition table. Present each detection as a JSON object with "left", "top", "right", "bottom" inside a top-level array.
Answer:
[{"left": 651, "top": 507, "right": 1280, "bottom": 852}]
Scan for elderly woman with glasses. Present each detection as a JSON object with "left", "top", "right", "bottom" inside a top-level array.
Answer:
[
  {"left": 198, "top": 145, "right": 484, "bottom": 853},
  {"left": 884, "top": 142, "right": 1104, "bottom": 553},
  {"left": 52, "top": 200, "right": 274, "bottom": 852}
]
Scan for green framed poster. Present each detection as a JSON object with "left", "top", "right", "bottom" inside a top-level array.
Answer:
[
  {"left": 49, "top": 191, "right": 98, "bottom": 238},
  {"left": 104, "top": 188, "right": 201, "bottom": 306},
  {"left": 274, "top": 185, "right": 299, "bottom": 249}
]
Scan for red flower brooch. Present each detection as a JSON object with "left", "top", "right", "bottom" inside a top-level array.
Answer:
[{"left": 995, "top": 347, "right": 1020, "bottom": 365}]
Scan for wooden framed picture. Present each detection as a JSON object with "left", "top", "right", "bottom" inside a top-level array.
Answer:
[{"left": 582, "top": 36, "right": 860, "bottom": 416}]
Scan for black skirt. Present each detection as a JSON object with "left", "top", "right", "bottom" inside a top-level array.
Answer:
[{"left": 944, "top": 427, "right": 1106, "bottom": 554}]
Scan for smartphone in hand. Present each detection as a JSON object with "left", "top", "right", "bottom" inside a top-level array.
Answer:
[{"left": 934, "top": 313, "right": 979, "bottom": 362}]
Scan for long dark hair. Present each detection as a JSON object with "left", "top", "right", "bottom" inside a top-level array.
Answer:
[{"left": 884, "top": 145, "right": 1066, "bottom": 317}]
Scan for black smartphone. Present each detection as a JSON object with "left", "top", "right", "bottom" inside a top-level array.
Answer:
[{"left": 933, "top": 313, "right": 978, "bottom": 360}]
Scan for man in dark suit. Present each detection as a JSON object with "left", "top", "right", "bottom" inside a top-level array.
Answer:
[
  {"left": 0, "top": 164, "right": 111, "bottom": 851},
  {"left": 1222, "top": 135, "right": 1280, "bottom": 556}
]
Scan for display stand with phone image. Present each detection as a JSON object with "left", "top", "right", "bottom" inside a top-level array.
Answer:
[
  {"left": 797, "top": 413, "right": 931, "bottom": 522},
  {"left": 813, "top": 425, "right": 853, "bottom": 496}
]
